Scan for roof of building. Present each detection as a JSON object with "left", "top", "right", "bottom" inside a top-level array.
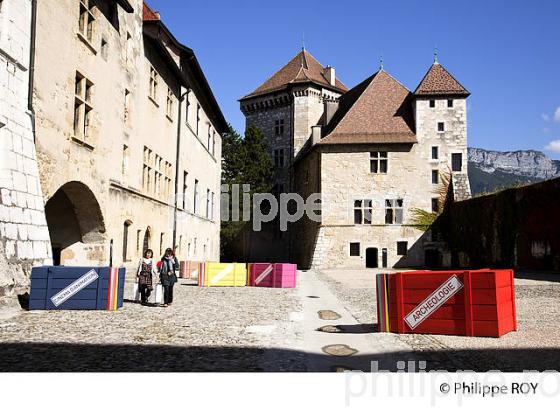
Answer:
[
  {"left": 414, "top": 62, "right": 470, "bottom": 96},
  {"left": 240, "top": 49, "right": 348, "bottom": 100},
  {"left": 319, "top": 70, "right": 417, "bottom": 145},
  {"left": 142, "top": 2, "right": 228, "bottom": 133}
]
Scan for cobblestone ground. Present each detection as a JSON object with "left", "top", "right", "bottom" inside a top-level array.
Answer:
[
  {"left": 0, "top": 279, "right": 305, "bottom": 371},
  {"left": 317, "top": 269, "right": 560, "bottom": 371}
]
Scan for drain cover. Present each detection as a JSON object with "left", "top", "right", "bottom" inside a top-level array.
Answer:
[
  {"left": 318, "top": 310, "right": 342, "bottom": 320},
  {"left": 322, "top": 344, "right": 358, "bottom": 357},
  {"left": 316, "top": 325, "right": 342, "bottom": 333}
]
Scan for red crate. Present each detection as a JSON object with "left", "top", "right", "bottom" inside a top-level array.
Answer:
[
  {"left": 248, "top": 263, "right": 297, "bottom": 288},
  {"left": 376, "top": 270, "right": 517, "bottom": 338}
]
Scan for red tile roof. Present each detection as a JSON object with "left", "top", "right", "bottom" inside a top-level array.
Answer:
[
  {"left": 320, "top": 70, "right": 416, "bottom": 145},
  {"left": 414, "top": 62, "right": 469, "bottom": 96},
  {"left": 143, "top": 2, "right": 160, "bottom": 21},
  {"left": 241, "top": 49, "right": 348, "bottom": 100}
]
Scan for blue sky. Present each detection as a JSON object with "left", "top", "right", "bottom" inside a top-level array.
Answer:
[{"left": 149, "top": 0, "right": 560, "bottom": 158}]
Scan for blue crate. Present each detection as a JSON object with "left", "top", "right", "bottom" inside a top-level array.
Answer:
[{"left": 29, "top": 266, "right": 126, "bottom": 310}]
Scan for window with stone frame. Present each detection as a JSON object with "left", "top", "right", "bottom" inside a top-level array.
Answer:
[
  {"left": 142, "top": 147, "right": 153, "bottom": 192},
  {"left": 182, "top": 171, "right": 188, "bottom": 210},
  {"left": 194, "top": 179, "right": 199, "bottom": 214},
  {"left": 431, "top": 146, "right": 439, "bottom": 160},
  {"left": 274, "top": 119, "right": 285, "bottom": 135},
  {"left": 437, "top": 122, "right": 445, "bottom": 132},
  {"left": 452, "top": 153, "right": 463, "bottom": 172},
  {"left": 429, "top": 99, "right": 436, "bottom": 108},
  {"left": 432, "top": 169, "right": 439, "bottom": 184},
  {"left": 212, "top": 130, "right": 216, "bottom": 156},
  {"left": 385, "top": 199, "right": 404, "bottom": 224},
  {"left": 166, "top": 88, "right": 174, "bottom": 119},
  {"left": 349, "top": 242, "right": 360, "bottom": 256},
  {"left": 207, "top": 125, "right": 212, "bottom": 151},
  {"left": 354, "top": 199, "right": 373, "bottom": 225},
  {"left": 206, "top": 189, "right": 211, "bottom": 219},
  {"left": 274, "top": 149, "right": 285, "bottom": 168},
  {"left": 73, "top": 72, "right": 94, "bottom": 142},
  {"left": 447, "top": 99, "right": 454, "bottom": 108},
  {"left": 370, "top": 151, "right": 388, "bottom": 173},
  {"left": 149, "top": 66, "right": 159, "bottom": 102},
  {"left": 196, "top": 104, "right": 201, "bottom": 135},
  {"left": 431, "top": 197, "right": 439, "bottom": 213},
  {"left": 397, "top": 241, "right": 408, "bottom": 256},
  {"left": 78, "top": 0, "right": 96, "bottom": 44}
]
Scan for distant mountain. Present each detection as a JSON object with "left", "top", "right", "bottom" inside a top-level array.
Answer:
[{"left": 468, "top": 148, "right": 560, "bottom": 195}]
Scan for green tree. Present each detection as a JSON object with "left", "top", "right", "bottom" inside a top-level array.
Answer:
[{"left": 220, "top": 124, "right": 274, "bottom": 260}]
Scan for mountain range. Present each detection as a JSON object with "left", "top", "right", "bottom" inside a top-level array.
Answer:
[{"left": 468, "top": 148, "right": 560, "bottom": 195}]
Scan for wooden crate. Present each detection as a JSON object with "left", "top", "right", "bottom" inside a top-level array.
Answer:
[
  {"left": 179, "top": 261, "right": 202, "bottom": 279},
  {"left": 29, "top": 266, "right": 125, "bottom": 310},
  {"left": 248, "top": 263, "right": 297, "bottom": 288},
  {"left": 377, "top": 269, "right": 517, "bottom": 337},
  {"left": 198, "top": 263, "right": 247, "bottom": 287}
]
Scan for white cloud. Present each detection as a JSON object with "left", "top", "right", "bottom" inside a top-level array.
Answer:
[
  {"left": 544, "top": 139, "right": 560, "bottom": 153},
  {"left": 555, "top": 107, "right": 560, "bottom": 123},
  {"left": 542, "top": 113, "right": 550, "bottom": 122}
]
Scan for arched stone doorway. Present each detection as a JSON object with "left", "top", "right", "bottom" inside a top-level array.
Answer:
[{"left": 45, "top": 181, "right": 106, "bottom": 266}]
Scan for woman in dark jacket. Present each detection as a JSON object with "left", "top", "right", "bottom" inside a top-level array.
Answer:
[
  {"left": 136, "top": 249, "right": 157, "bottom": 305},
  {"left": 159, "top": 248, "right": 179, "bottom": 307}
]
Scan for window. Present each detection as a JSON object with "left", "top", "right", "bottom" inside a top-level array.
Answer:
[
  {"left": 100, "top": 38, "right": 108, "bottom": 60},
  {"left": 149, "top": 66, "right": 158, "bottom": 102},
  {"left": 429, "top": 99, "right": 435, "bottom": 108},
  {"left": 136, "top": 229, "right": 142, "bottom": 254},
  {"left": 196, "top": 104, "right": 201, "bottom": 135},
  {"left": 452, "top": 153, "right": 463, "bottom": 172},
  {"left": 212, "top": 130, "right": 216, "bottom": 156},
  {"left": 124, "top": 89, "right": 130, "bottom": 123},
  {"left": 207, "top": 125, "right": 212, "bottom": 150},
  {"left": 431, "top": 146, "right": 439, "bottom": 160},
  {"left": 142, "top": 147, "right": 153, "bottom": 192},
  {"left": 122, "top": 144, "right": 129, "bottom": 176},
  {"left": 432, "top": 170, "right": 439, "bottom": 184},
  {"left": 73, "top": 72, "right": 93, "bottom": 141},
  {"left": 166, "top": 88, "right": 174, "bottom": 119},
  {"left": 78, "top": 0, "right": 95, "bottom": 43},
  {"left": 397, "top": 241, "right": 408, "bottom": 256},
  {"left": 354, "top": 200, "right": 373, "bottom": 225},
  {"left": 385, "top": 199, "right": 403, "bottom": 224},
  {"left": 275, "top": 119, "right": 285, "bottom": 135},
  {"left": 350, "top": 243, "right": 360, "bottom": 257},
  {"left": 122, "top": 221, "right": 132, "bottom": 262},
  {"left": 206, "top": 189, "right": 210, "bottom": 219},
  {"left": 159, "top": 233, "right": 165, "bottom": 255},
  {"left": 194, "top": 179, "right": 199, "bottom": 214},
  {"left": 182, "top": 171, "right": 188, "bottom": 210},
  {"left": 370, "top": 151, "right": 388, "bottom": 174},
  {"left": 447, "top": 99, "right": 454, "bottom": 108},
  {"left": 274, "top": 149, "right": 285, "bottom": 168},
  {"left": 437, "top": 122, "right": 445, "bottom": 132},
  {"left": 431, "top": 198, "right": 439, "bottom": 213}
]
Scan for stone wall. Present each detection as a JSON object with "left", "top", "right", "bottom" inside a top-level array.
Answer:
[
  {"left": 0, "top": 0, "right": 52, "bottom": 297},
  {"left": 436, "top": 177, "right": 560, "bottom": 271}
]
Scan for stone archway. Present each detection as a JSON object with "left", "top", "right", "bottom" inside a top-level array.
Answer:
[{"left": 45, "top": 181, "right": 106, "bottom": 266}]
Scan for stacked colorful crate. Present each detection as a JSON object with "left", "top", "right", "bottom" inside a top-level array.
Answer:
[
  {"left": 198, "top": 263, "right": 247, "bottom": 287},
  {"left": 376, "top": 269, "right": 517, "bottom": 337},
  {"left": 29, "top": 266, "right": 125, "bottom": 310},
  {"left": 179, "top": 261, "right": 202, "bottom": 279},
  {"left": 248, "top": 263, "right": 297, "bottom": 288}
]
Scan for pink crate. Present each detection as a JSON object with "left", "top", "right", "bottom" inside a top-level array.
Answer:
[{"left": 248, "top": 263, "right": 297, "bottom": 288}]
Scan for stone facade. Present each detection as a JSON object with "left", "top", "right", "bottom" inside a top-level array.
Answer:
[
  {"left": 27, "top": 0, "right": 225, "bottom": 271},
  {"left": 0, "top": 0, "right": 52, "bottom": 297}
]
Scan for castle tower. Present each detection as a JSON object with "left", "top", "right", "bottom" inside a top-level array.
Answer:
[
  {"left": 239, "top": 49, "right": 347, "bottom": 192},
  {"left": 413, "top": 60, "right": 472, "bottom": 201}
]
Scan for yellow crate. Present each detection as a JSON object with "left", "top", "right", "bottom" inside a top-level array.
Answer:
[{"left": 199, "top": 263, "right": 247, "bottom": 287}]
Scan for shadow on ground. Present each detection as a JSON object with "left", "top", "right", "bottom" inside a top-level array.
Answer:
[{"left": 1, "top": 343, "right": 559, "bottom": 372}]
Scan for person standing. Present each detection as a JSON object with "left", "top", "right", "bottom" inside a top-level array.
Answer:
[
  {"left": 159, "top": 248, "right": 179, "bottom": 307},
  {"left": 136, "top": 249, "right": 157, "bottom": 305}
]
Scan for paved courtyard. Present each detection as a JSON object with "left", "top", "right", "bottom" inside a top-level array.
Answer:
[{"left": 0, "top": 269, "right": 559, "bottom": 372}]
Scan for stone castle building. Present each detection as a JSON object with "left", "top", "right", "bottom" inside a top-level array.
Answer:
[
  {"left": 1, "top": 0, "right": 52, "bottom": 298},
  {"left": 240, "top": 49, "right": 471, "bottom": 269},
  {"left": 1, "top": 0, "right": 226, "bottom": 296}
]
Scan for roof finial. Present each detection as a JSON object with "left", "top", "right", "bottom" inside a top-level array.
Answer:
[
  {"left": 434, "top": 48, "right": 439, "bottom": 64},
  {"left": 379, "top": 55, "right": 384, "bottom": 71}
]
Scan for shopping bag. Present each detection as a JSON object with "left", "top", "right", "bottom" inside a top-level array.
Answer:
[
  {"left": 133, "top": 283, "right": 140, "bottom": 302},
  {"left": 154, "top": 284, "right": 163, "bottom": 304}
]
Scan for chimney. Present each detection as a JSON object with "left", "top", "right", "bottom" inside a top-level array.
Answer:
[
  {"left": 324, "top": 99, "right": 339, "bottom": 125},
  {"left": 324, "top": 66, "right": 336, "bottom": 86}
]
